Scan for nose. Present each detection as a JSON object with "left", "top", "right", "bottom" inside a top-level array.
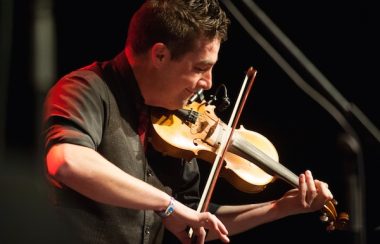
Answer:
[{"left": 199, "top": 70, "right": 212, "bottom": 90}]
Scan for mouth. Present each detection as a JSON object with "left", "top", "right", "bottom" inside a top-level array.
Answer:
[
  {"left": 183, "top": 89, "right": 196, "bottom": 105},
  {"left": 185, "top": 89, "right": 196, "bottom": 101}
]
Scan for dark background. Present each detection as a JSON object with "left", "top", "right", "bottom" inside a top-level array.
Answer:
[{"left": 1, "top": 0, "right": 379, "bottom": 243}]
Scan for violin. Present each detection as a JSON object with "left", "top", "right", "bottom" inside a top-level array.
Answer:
[{"left": 150, "top": 99, "right": 349, "bottom": 231}]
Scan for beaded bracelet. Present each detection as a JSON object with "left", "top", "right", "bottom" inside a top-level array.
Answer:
[{"left": 156, "top": 197, "right": 175, "bottom": 218}]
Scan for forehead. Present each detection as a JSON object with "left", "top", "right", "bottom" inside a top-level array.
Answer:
[{"left": 182, "top": 38, "right": 221, "bottom": 65}]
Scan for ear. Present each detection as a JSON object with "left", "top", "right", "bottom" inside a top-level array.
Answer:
[{"left": 151, "top": 43, "right": 170, "bottom": 67}]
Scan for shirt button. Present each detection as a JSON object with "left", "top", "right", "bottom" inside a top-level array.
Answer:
[
  {"left": 145, "top": 227, "right": 150, "bottom": 235},
  {"left": 147, "top": 169, "right": 153, "bottom": 177}
]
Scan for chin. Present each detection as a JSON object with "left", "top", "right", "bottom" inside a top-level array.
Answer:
[
  {"left": 168, "top": 102, "right": 186, "bottom": 110},
  {"left": 152, "top": 97, "right": 187, "bottom": 110},
  {"left": 155, "top": 103, "right": 181, "bottom": 111}
]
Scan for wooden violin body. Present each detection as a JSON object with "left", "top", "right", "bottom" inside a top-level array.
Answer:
[
  {"left": 151, "top": 101, "right": 278, "bottom": 193},
  {"left": 150, "top": 100, "right": 349, "bottom": 231}
]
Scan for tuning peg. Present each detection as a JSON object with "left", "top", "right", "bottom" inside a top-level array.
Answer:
[
  {"left": 326, "top": 222, "right": 336, "bottom": 232},
  {"left": 320, "top": 212, "right": 329, "bottom": 222}
]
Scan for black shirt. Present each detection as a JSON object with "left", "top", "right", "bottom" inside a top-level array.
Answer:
[{"left": 43, "top": 51, "right": 218, "bottom": 244}]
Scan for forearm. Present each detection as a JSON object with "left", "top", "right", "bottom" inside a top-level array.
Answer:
[
  {"left": 207, "top": 201, "right": 286, "bottom": 240},
  {"left": 206, "top": 171, "right": 334, "bottom": 240},
  {"left": 46, "top": 143, "right": 170, "bottom": 211}
]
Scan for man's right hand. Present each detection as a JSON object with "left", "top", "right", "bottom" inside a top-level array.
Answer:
[{"left": 161, "top": 200, "right": 230, "bottom": 244}]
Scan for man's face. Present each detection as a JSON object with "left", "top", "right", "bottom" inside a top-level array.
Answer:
[{"left": 147, "top": 37, "right": 221, "bottom": 110}]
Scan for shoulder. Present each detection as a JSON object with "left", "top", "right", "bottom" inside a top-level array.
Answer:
[{"left": 51, "top": 66, "right": 109, "bottom": 98}]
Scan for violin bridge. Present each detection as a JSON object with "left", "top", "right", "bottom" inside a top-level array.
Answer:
[{"left": 204, "top": 119, "right": 226, "bottom": 149}]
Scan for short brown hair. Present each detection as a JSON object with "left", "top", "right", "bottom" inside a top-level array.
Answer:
[{"left": 126, "top": 0, "right": 230, "bottom": 60}]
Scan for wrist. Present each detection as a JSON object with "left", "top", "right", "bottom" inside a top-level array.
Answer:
[{"left": 156, "top": 196, "right": 175, "bottom": 218}]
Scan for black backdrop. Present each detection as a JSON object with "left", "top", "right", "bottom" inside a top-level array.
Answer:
[{"left": 1, "top": 0, "right": 379, "bottom": 243}]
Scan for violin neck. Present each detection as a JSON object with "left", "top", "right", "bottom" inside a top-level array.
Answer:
[{"left": 230, "top": 134, "right": 299, "bottom": 187}]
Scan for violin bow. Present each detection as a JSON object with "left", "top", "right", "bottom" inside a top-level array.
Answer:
[{"left": 188, "top": 67, "right": 258, "bottom": 239}]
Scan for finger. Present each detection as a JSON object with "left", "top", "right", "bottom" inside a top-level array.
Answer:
[
  {"left": 200, "top": 213, "right": 229, "bottom": 243},
  {"left": 211, "top": 214, "right": 228, "bottom": 235},
  {"left": 305, "top": 170, "right": 317, "bottom": 206},
  {"left": 213, "top": 216, "right": 230, "bottom": 243},
  {"left": 315, "top": 180, "right": 334, "bottom": 200},
  {"left": 192, "top": 227, "right": 206, "bottom": 244},
  {"left": 299, "top": 173, "right": 308, "bottom": 207}
]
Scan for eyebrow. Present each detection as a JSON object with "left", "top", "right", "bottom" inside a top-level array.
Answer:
[{"left": 195, "top": 59, "right": 217, "bottom": 67}]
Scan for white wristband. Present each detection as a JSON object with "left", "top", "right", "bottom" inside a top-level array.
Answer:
[{"left": 156, "top": 197, "right": 175, "bottom": 218}]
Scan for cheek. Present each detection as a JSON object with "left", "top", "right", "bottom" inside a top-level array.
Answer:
[
  {"left": 181, "top": 73, "right": 201, "bottom": 88},
  {"left": 165, "top": 63, "right": 198, "bottom": 89}
]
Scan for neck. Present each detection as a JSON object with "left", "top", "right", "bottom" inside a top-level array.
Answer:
[{"left": 125, "top": 48, "right": 157, "bottom": 106}]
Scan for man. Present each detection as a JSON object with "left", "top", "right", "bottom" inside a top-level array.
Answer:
[{"left": 43, "top": 0, "right": 333, "bottom": 243}]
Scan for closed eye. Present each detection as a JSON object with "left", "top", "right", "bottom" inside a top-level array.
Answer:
[{"left": 194, "top": 66, "right": 211, "bottom": 73}]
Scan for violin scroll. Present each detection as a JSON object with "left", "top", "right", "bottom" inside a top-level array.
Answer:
[{"left": 320, "top": 199, "right": 349, "bottom": 231}]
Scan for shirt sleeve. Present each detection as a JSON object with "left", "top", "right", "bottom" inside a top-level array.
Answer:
[{"left": 43, "top": 71, "right": 106, "bottom": 153}]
